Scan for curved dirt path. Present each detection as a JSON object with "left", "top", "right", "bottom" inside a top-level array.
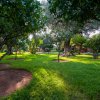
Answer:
[
  {"left": 0, "top": 64, "right": 10, "bottom": 70},
  {"left": 0, "top": 64, "right": 32, "bottom": 96}
]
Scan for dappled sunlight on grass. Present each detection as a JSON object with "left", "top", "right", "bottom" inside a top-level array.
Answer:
[
  {"left": 30, "top": 68, "right": 69, "bottom": 99},
  {"left": 2, "top": 54, "right": 24, "bottom": 60},
  {"left": 28, "top": 67, "right": 87, "bottom": 100},
  {"left": 77, "top": 54, "right": 92, "bottom": 57},
  {"left": 0, "top": 52, "right": 5, "bottom": 57},
  {"left": 65, "top": 55, "right": 100, "bottom": 64},
  {"left": 68, "top": 58, "right": 91, "bottom": 64},
  {"left": 34, "top": 68, "right": 67, "bottom": 89},
  {"left": 48, "top": 54, "right": 57, "bottom": 58}
]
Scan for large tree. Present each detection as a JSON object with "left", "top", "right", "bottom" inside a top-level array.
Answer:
[
  {"left": 0, "top": 0, "right": 46, "bottom": 49},
  {"left": 0, "top": 0, "right": 46, "bottom": 58},
  {"left": 48, "top": 0, "right": 100, "bottom": 23},
  {"left": 48, "top": 0, "right": 100, "bottom": 56}
]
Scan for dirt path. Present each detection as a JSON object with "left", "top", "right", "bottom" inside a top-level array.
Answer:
[
  {"left": 0, "top": 64, "right": 10, "bottom": 70},
  {"left": 0, "top": 64, "right": 32, "bottom": 96}
]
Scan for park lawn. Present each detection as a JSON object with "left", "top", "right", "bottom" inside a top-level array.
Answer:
[
  {"left": 0, "top": 53, "right": 100, "bottom": 100},
  {"left": 0, "top": 53, "right": 5, "bottom": 57}
]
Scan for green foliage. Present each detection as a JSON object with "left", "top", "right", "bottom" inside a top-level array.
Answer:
[
  {"left": 29, "top": 39, "right": 38, "bottom": 54},
  {"left": 40, "top": 36, "right": 53, "bottom": 52},
  {"left": 86, "top": 34, "right": 100, "bottom": 51},
  {"left": 48, "top": 0, "right": 100, "bottom": 23},
  {"left": 42, "top": 44, "right": 53, "bottom": 52},
  {"left": 52, "top": 32, "right": 66, "bottom": 49},
  {"left": 72, "top": 34, "right": 86, "bottom": 46},
  {"left": 17, "top": 38, "right": 29, "bottom": 51},
  {"left": 39, "top": 39, "right": 43, "bottom": 45},
  {"left": 0, "top": 0, "right": 46, "bottom": 50}
]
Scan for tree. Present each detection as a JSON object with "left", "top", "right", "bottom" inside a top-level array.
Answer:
[
  {"left": 48, "top": 0, "right": 100, "bottom": 23},
  {"left": 48, "top": 0, "right": 100, "bottom": 49},
  {"left": 48, "top": 17, "right": 77, "bottom": 56},
  {"left": 42, "top": 44, "right": 53, "bottom": 53},
  {"left": 48, "top": 0, "right": 96, "bottom": 56},
  {"left": 29, "top": 35, "right": 39, "bottom": 54},
  {"left": 0, "top": 0, "right": 46, "bottom": 46},
  {"left": 41, "top": 35, "right": 53, "bottom": 53},
  {"left": 0, "top": 0, "right": 46, "bottom": 59},
  {"left": 17, "top": 38, "right": 29, "bottom": 52},
  {"left": 72, "top": 34, "right": 86, "bottom": 54},
  {"left": 51, "top": 31, "right": 66, "bottom": 62},
  {"left": 86, "top": 34, "right": 100, "bottom": 59}
]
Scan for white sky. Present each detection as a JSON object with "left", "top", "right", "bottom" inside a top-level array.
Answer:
[
  {"left": 37, "top": 0, "right": 47, "bottom": 3},
  {"left": 28, "top": 34, "right": 33, "bottom": 41},
  {"left": 89, "top": 29, "right": 100, "bottom": 37}
]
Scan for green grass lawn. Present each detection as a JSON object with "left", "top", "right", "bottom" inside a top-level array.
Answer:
[{"left": 0, "top": 53, "right": 100, "bottom": 100}]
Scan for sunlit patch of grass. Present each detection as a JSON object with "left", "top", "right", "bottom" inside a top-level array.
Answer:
[
  {"left": 34, "top": 68, "right": 67, "bottom": 90},
  {"left": 48, "top": 54, "right": 57, "bottom": 58},
  {"left": 65, "top": 54, "right": 100, "bottom": 64},
  {"left": 0, "top": 52, "right": 5, "bottom": 57},
  {"left": 29, "top": 68, "right": 69, "bottom": 99}
]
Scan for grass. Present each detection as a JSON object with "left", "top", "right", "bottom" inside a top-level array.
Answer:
[{"left": 0, "top": 53, "right": 100, "bottom": 100}]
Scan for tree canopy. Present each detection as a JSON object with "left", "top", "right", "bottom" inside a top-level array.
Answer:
[
  {"left": 72, "top": 34, "right": 86, "bottom": 46},
  {"left": 86, "top": 34, "right": 100, "bottom": 52},
  {"left": 48, "top": 0, "right": 100, "bottom": 23},
  {"left": 0, "top": 0, "right": 46, "bottom": 50}
]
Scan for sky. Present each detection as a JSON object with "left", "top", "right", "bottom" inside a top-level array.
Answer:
[
  {"left": 89, "top": 29, "right": 100, "bottom": 37},
  {"left": 37, "top": 0, "right": 47, "bottom": 3}
]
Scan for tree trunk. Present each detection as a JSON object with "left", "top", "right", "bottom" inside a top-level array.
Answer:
[
  {"left": 0, "top": 42, "right": 5, "bottom": 51},
  {"left": 58, "top": 51, "right": 60, "bottom": 62},
  {"left": 0, "top": 45, "right": 3, "bottom": 51},
  {"left": 70, "top": 46, "right": 75, "bottom": 56},
  {"left": 15, "top": 50, "right": 18, "bottom": 60},
  {"left": 79, "top": 44, "right": 82, "bottom": 54},
  {"left": 64, "top": 39, "right": 71, "bottom": 56},
  {"left": 31, "top": 46, "right": 37, "bottom": 54},
  {"left": 7, "top": 45, "right": 13, "bottom": 55},
  {"left": 64, "top": 44, "right": 67, "bottom": 56},
  {"left": 93, "top": 52, "right": 98, "bottom": 59}
]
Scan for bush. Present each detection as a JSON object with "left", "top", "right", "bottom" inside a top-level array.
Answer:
[{"left": 86, "top": 34, "right": 100, "bottom": 59}]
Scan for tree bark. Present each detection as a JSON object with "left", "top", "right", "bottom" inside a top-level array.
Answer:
[
  {"left": 64, "top": 39, "right": 71, "bottom": 56},
  {"left": 15, "top": 49, "right": 18, "bottom": 60},
  {"left": 0, "top": 42, "right": 4, "bottom": 51},
  {"left": 93, "top": 51, "right": 98, "bottom": 59},
  {"left": 79, "top": 44, "right": 82, "bottom": 54},
  {"left": 58, "top": 51, "right": 60, "bottom": 62},
  {"left": 7, "top": 45, "right": 13, "bottom": 55}
]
